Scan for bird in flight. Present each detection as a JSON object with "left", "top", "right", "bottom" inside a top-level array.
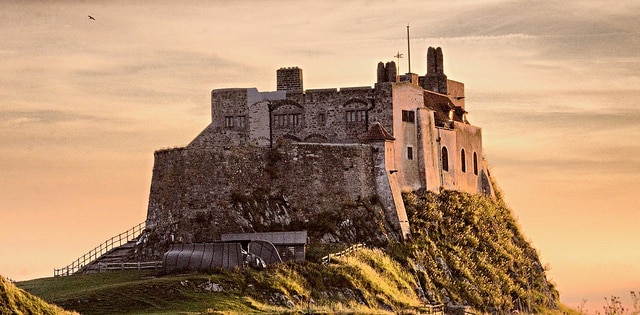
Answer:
[{"left": 88, "top": 15, "right": 95, "bottom": 20}]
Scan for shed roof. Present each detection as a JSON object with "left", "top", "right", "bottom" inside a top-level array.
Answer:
[{"left": 221, "top": 231, "right": 308, "bottom": 245}]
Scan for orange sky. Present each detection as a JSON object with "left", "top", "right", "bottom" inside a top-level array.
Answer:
[{"left": 1, "top": 1, "right": 639, "bottom": 313}]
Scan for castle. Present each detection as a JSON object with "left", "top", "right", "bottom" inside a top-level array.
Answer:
[{"left": 144, "top": 47, "right": 493, "bottom": 253}]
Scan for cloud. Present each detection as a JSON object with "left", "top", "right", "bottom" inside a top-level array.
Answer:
[{"left": 0, "top": 110, "right": 106, "bottom": 126}]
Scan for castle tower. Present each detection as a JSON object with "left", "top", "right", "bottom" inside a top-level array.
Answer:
[
  {"left": 423, "top": 47, "right": 448, "bottom": 94},
  {"left": 277, "top": 67, "right": 303, "bottom": 92}
]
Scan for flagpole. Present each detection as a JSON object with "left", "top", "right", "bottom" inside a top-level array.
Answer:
[{"left": 407, "top": 24, "right": 411, "bottom": 74}]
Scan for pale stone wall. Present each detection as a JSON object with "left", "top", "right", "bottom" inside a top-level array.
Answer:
[
  {"left": 390, "top": 82, "right": 425, "bottom": 191},
  {"left": 437, "top": 122, "right": 484, "bottom": 193},
  {"left": 416, "top": 107, "right": 441, "bottom": 192}
]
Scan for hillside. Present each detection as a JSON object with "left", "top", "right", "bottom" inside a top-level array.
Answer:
[
  {"left": 0, "top": 274, "right": 77, "bottom": 315},
  {"left": 400, "top": 189, "right": 559, "bottom": 313},
  {"left": 17, "top": 190, "right": 566, "bottom": 314},
  {"left": 19, "top": 250, "right": 430, "bottom": 315}
]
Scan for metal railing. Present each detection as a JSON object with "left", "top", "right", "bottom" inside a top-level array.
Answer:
[
  {"left": 96, "top": 261, "right": 162, "bottom": 273},
  {"left": 321, "top": 243, "right": 366, "bottom": 264},
  {"left": 54, "top": 222, "right": 146, "bottom": 277}
]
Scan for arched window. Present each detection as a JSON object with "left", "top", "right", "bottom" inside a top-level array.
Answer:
[
  {"left": 442, "top": 146, "right": 449, "bottom": 172},
  {"left": 473, "top": 152, "right": 479, "bottom": 175},
  {"left": 461, "top": 149, "right": 466, "bottom": 173}
]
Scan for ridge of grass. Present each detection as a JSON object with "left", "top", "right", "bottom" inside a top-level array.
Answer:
[{"left": 1, "top": 274, "right": 77, "bottom": 315}]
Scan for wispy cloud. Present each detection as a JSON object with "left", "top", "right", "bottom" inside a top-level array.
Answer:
[{"left": 0, "top": 110, "right": 106, "bottom": 126}]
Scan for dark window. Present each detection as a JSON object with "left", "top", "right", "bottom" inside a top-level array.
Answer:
[
  {"left": 346, "top": 110, "right": 366, "bottom": 123},
  {"left": 473, "top": 152, "right": 479, "bottom": 175},
  {"left": 402, "top": 110, "right": 415, "bottom": 123},
  {"left": 274, "top": 113, "right": 301, "bottom": 128},
  {"left": 461, "top": 149, "right": 466, "bottom": 173},
  {"left": 442, "top": 146, "right": 449, "bottom": 172},
  {"left": 318, "top": 113, "right": 326, "bottom": 124},
  {"left": 224, "top": 116, "right": 234, "bottom": 128},
  {"left": 407, "top": 146, "right": 413, "bottom": 160},
  {"left": 237, "top": 116, "right": 246, "bottom": 129}
]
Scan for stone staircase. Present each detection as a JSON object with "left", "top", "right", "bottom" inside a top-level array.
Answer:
[
  {"left": 76, "top": 239, "right": 140, "bottom": 274},
  {"left": 54, "top": 222, "right": 146, "bottom": 276}
]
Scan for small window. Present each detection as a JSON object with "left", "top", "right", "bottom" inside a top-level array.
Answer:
[
  {"left": 224, "top": 116, "right": 234, "bottom": 128},
  {"left": 346, "top": 110, "right": 366, "bottom": 123},
  {"left": 473, "top": 152, "right": 478, "bottom": 175},
  {"left": 237, "top": 116, "right": 246, "bottom": 129},
  {"left": 402, "top": 110, "right": 415, "bottom": 123},
  {"left": 407, "top": 146, "right": 413, "bottom": 160},
  {"left": 274, "top": 113, "right": 301, "bottom": 128},
  {"left": 442, "top": 146, "right": 449, "bottom": 172},
  {"left": 461, "top": 149, "right": 466, "bottom": 173},
  {"left": 318, "top": 113, "right": 326, "bottom": 124}
]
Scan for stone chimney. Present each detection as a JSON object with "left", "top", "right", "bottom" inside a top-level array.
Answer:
[
  {"left": 423, "top": 47, "right": 448, "bottom": 94},
  {"left": 277, "top": 67, "right": 303, "bottom": 92}
]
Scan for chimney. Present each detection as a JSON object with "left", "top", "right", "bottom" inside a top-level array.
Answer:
[
  {"left": 277, "top": 67, "right": 303, "bottom": 92},
  {"left": 423, "top": 47, "right": 448, "bottom": 94}
]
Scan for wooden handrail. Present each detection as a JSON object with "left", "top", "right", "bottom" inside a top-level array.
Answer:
[{"left": 54, "top": 222, "right": 146, "bottom": 276}]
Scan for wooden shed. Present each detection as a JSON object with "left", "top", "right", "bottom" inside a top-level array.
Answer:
[{"left": 221, "top": 231, "right": 308, "bottom": 262}]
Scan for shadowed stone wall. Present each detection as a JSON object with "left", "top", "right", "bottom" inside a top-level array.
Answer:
[{"left": 143, "top": 142, "right": 401, "bottom": 258}]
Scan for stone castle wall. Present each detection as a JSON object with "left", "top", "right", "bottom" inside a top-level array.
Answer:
[{"left": 144, "top": 142, "right": 402, "bottom": 257}]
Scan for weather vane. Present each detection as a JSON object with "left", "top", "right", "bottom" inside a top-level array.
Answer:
[{"left": 394, "top": 51, "right": 404, "bottom": 74}]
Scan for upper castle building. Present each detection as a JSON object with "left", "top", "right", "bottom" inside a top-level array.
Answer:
[
  {"left": 189, "top": 47, "right": 492, "bottom": 197},
  {"left": 144, "top": 47, "right": 493, "bottom": 248}
]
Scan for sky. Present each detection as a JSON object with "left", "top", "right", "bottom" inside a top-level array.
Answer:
[{"left": 1, "top": 0, "right": 639, "bottom": 312}]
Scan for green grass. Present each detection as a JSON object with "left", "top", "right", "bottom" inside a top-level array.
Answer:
[
  {"left": 1, "top": 274, "right": 77, "bottom": 315},
  {"left": 16, "top": 253, "right": 426, "bottom": 315}
]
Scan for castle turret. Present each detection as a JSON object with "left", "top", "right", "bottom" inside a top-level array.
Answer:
[
  {"left": 277, "top": 67, "right": 303, "bottom": 92},
  {"left": 423, "top": 47, "right": 448, "bottom": 94}
]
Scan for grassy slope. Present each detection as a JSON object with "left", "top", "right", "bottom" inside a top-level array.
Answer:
[
  {"left": 1, "top": 274, "right": 77, "bottom": 315},
  {"left": 18, "top": 249, "right": 424, "bottom": 315},
  {"left": 400, "top": 189, "right": 560, "bottom": 314}
]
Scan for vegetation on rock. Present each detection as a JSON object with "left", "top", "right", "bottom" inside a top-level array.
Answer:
[{"left": 398, "top": 189, "right": 559, "bottom": 313}]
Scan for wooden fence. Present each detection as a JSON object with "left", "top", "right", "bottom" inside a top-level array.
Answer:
[
  {"left": 96, "top": 261, "right": 163, "bottom": 273},
  {"left": 417, "top": 304, "right": 445, "bottom": 315},
  {"left": 321, "top": 243, "right": 366, "bottom": 264},
  {"left": 54, "top": 222, "right": 145, "bottom": 276}
]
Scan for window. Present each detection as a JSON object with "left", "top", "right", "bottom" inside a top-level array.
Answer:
[
  {"left": 473, "top": 152, "right": 478, "bottom": 175},
  {"left": 407, "top": 146, "right": 413, "bottom": 160},
  {"left": 346, "top": 110, "right": 366, "bottom": 123},
  {"left": 274, "top": 113, "right": 301, "bottom": 128},
  {"left": 224, "top": 116, "right": 234, "bottom": 128},
  {"left": 402, "top": 110, "right": 415, "bottom": 123},
  {"left": 461, "top": 149, "right": 466, "bottom": 173},
  {"left": 318, "top": 113, "right": 326, "bottom": 124},
  {"left": 237, "top": 116, "right": 246, "bottom": 129},
  {"left": 442, "top": 146, "right": 449, "bottom": 172}
]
